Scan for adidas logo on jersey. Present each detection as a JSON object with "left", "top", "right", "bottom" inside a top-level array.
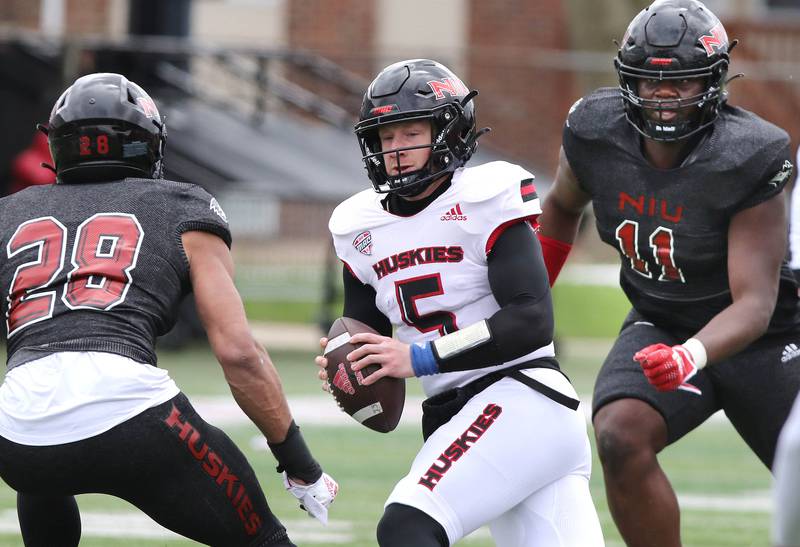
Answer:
[
  {"left": 782, "top": 343, "right": 800, "bottom": 363},
  {"left": 441, "top": 203, "right": 467, "bottom": 221}
]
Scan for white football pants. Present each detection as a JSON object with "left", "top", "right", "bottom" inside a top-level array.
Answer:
[{"left": 385, "top": 368, "right": 604, "bottom": 546}]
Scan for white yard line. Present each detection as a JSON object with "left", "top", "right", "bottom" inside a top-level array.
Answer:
[
  {"left": 679, "top": 491, "right": 772, "bottom": 512},
  {"left": 0, "top": 492, "right": 772, "bottom": 544},
  {"left": 193, "top": 394, "right": 425, "bottom": 428},
  {"left": 193, "top": 394, "right": 732, "bottom": 430},
  {"left": 2, "top": 395, "right": 737, "bottom": 543},
  {"left": 0, "top": 510, "right": 355, "bottom": 543}
]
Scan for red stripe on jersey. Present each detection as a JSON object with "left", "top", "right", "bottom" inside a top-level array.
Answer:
[
  {"left": 520, "top": 179, "right": 538, "bottom": 202},
  {"left": 485, "top": 215, "right": 539, "bottom": 255}
]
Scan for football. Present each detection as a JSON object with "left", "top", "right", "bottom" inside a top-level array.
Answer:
[{"left": 323, "top": 317, "right": 405, "bottom": 433}]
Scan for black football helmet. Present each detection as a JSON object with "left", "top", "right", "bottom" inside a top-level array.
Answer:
[
  {"left": 615, "top": 0, "right": 732, "bottom": 141},
  {"left": 43, "top": 73, "right": 166, "bottom": 183},
  {"left": 354, "top": 59, "right": 488, "bottom": 195}
]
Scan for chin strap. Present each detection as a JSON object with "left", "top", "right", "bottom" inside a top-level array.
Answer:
[
  {"left": 35, "top": 124, "right": 56, "bottom": 174},
  {"left": 725, "top": 73, "right": 744, "bottom": 86},
  {"left": 475, "top": 126, "right": 492, "bottom": 141},
  {"left": 460, "top": 89, "right": 479, "bottom": 107}
]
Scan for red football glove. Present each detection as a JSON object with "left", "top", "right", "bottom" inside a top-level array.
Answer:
[{"left": 634, "top": 343, "right": 702, "bottom": 395}]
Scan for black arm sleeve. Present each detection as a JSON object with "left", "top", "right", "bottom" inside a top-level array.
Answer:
[
  {"left": 341, "top": 266, "right": 393, "bottom": 337},
  {"left": 437, "top": 221, "right": 554, "bottom": 373}
]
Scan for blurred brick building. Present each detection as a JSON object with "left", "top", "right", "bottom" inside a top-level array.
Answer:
[
  {"left": 1, "top": 0, "right": 798, "bottom": 316},
  {"left": 1, "top": 0, "right": 799, "bottom": 177}
]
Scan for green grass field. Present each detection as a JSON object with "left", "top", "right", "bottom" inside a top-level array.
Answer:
[{"left": 0, "top": 283, "right": 776, "bottom": 545}]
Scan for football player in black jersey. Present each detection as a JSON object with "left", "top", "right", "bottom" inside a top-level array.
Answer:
[
  {"left": 537, "top": 1, "right": 800, "bottom": 545},
  {"left": 0, "top": 73, "right": 337, "bottom": 546}
]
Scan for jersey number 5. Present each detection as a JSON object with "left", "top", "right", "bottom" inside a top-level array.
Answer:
[
  {"left": 6, "top": 213, "right": 143, "bottom": 337},
  {"left": 616, "top": 220, "right": 684, "bottom": 282},
  {"left": 395, "top": 274, "right": 458, "bottom": 336}
]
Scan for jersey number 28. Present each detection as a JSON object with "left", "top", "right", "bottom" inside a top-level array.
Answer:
[{"left": 6, "top": 213, "right": 143, "bottom": 337}]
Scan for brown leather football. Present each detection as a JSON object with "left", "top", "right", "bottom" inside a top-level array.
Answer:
[{"left": 323, "top": 317, "right": 405, "bottom": 433}]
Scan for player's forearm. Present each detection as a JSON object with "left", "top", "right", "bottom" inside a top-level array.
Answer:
[
  {"left": 693, "top": 295, "right": 774, "bottom": 364},
  {"left": 431, "top": 294, "right": 554, "bottom": 374},
  {"left": 412, "top": 223, "right": 554, "bottom": 375},
  {"left": 538, "top": 200, "right": 583, "bottom": 245},
  {"left": 220, "top": 347, "right": 323, "bottom": 484},
  {"left": 221, "top": 346, "right": 294, "bottom": 442},
  {"left": 538, "top": 148, "right": 588, "bottom": 245}
]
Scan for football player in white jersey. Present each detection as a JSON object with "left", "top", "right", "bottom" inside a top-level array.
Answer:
[
  {"left": 774, "top": 394, "right": 800, "bottom": 546},
  {"left": 774, "top": 145, "right": 800, "bottom": 547},
  {"left": 789, "top": 145, "right": 800, "bottom": 281},
  {"left": 315, "top": 59, "right": 604, "bottom": 546}
]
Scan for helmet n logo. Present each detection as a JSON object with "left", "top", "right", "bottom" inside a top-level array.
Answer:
[
  {"left": 698, "top": 23, "right": 728, "bottom": 57},
  {"left": 427, "top": 78, "right": 469, "bottom": 100},
  {"left": 136, "top": 97, "right": 159, "bottom": 119}
]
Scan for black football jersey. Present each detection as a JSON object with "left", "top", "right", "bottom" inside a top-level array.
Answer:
[
  {"left": 0, "top": 178, "right": 231, "bottom": 369},
  {"left": 563, "top": 88, "right": 798, "bottom": 333}
]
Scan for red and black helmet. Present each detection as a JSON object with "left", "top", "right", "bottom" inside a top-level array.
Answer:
[
  {"left": 354, "top": 59, "right": 487, "bottom": 195},
  {"left": 615, "top": 0, "right": 732, "bottom": 141},
  {"left": 45, "top": 73, "right": 166, "bottom": 183}
]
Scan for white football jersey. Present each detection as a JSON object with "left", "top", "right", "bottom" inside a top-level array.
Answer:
[
  {"left": 330, "top": 161, "right": 555, "bottom": 397},
  {"left": 790, "top": 146, "right": 800, "bottom": 270}
]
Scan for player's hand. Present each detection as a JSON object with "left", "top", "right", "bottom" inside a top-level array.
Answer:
[
  {"left": 346, "top": 332, "right": 414, "bottom": 385},
  {"left": 634, "top": 343, "right": 702, "bottom": 395},
  {"left": 283, "top": 471, "right": 339, "bottom": 525},
  {"left": 315, "top": 337, "right": 330, "bottom": 392}
]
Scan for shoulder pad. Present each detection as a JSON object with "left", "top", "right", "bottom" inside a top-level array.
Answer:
[
  {"left": 565, "top": 88, "right": 625, "bottom": 141},
  {"left": 153, "top": 180, "right": 226, "bottom": 217},
  {"left": 329, "top": 189, "right": 394, "bottom": 237},
  {"left": 145, "top": 178, "right": 207, "bottom": 199},
  {"left": 717, "top": 106, "right": 789, "bottom": 152},
  {"left": 711, "top": 106, "right": 790, "bottom": 177},
  {"left": 454, "top": 161, "right": 536, "bottom": 204}
]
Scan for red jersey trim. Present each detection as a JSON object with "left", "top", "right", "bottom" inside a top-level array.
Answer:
[
  {"left": 485, "top": 215, "right": 540, "bottom": 255},
  {"left": 341, "top": 259, "right": 364, "bottom": 284}
]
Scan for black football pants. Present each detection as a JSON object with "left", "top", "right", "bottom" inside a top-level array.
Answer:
[{"left": 0, "top": 392, "right": 294, "bottom": 546}]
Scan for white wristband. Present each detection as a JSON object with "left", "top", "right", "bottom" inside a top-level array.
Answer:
[{"left": 682, "top": 338, "right": 708, "bottom": 369}]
